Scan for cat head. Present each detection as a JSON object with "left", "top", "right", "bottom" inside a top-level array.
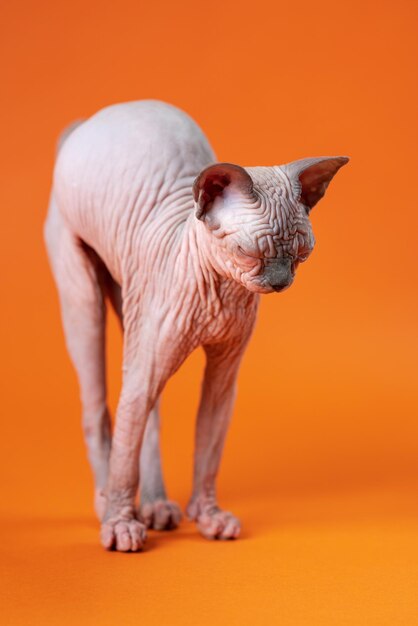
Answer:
[{"left": 193, "top": 157, "right": 349, "bottom": 293}]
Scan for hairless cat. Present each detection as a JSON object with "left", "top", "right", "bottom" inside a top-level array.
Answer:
[{"left": 44, "top": 100, "right": 348, "bottom": 552}]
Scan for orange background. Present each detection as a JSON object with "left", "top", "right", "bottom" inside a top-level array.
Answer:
[{"left": 1, "top": 1, "right": 417, "bottom": 624}]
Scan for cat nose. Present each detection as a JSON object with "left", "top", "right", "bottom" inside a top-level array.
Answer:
[
  {"left": 264, "top": 257, "right": 293, "bottom": 291},
  {"left": 271, "top": 282, "right": 289, "bottom": 292}
]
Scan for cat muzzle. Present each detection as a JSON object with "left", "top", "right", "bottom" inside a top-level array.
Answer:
[{"left": 264, "top": 257, "right": 293, "bottom": 292}]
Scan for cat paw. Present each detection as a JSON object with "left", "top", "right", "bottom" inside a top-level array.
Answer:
[
  {"left": 100, "top": 515, "right": 147, "bottom": 552},
  {"left": 140, "top": 499, "right": 182, "bottom": 530},
  {"left": 187, "top": 501, "right": 240, "bottom": 540}
]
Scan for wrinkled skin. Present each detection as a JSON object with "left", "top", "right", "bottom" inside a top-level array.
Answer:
[{"left": 44, "top": 100, "right": 348, "bottom": 551}]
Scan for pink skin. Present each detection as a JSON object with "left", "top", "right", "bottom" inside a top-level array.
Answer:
[{"left": 44, "top": 100, "right": 348, "bottom": 551}]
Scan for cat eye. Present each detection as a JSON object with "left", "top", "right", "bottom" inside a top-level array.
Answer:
[
  {"left": 237, "top": 245, "right": 255, "bottom": 258},
  {"left": 236, "top": 245, "right": 261, "bottom": 262}
]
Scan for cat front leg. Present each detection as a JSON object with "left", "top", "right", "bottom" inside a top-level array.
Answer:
[
  {"left": 187, "top": 338, "right": 249, "bottom": 540},
  {"left": 100, "top": 323, "right": 187, "bottom": 552}
]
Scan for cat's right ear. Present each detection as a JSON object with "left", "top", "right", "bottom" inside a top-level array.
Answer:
[{"left": 193, "top": 162, "right": 254, "bottom": 221}]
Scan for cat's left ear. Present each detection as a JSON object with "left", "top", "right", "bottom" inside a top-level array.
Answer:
[{"left": 281, "top": 156, "right": 349, "bottom": 211}]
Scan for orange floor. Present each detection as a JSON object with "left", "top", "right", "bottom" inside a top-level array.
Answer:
[{"left": 2, "top": 487, "right": 417, "bottom": 626}]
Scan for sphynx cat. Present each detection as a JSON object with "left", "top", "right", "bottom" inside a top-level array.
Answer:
[{"left": 44, "top": 100, "right": 348, "bottom": 551}]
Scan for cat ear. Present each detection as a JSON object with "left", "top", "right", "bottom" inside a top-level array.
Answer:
[
  {"left": 193, "top": 162, "right": 254, "bottom": 220},
  {"left": 282, "top": 156, "right": 349, "bottom": 211}
]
